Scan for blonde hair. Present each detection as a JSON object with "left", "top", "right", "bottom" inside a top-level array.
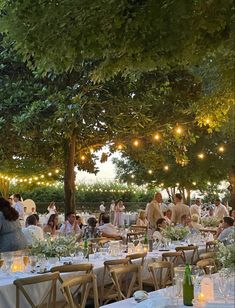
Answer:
[
  {"left": 191, "top": 214, "right": 200, "bottom": 223},
  {"left": 139, "top": 210, "right": 146, "bottom": 220}
]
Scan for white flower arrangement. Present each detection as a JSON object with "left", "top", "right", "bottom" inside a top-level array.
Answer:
[
  {"left": 31, "top": 234, "right": 81, "bottom": 258},
  {"left": 216, "top": 233, "right": 235, "bottom": 272},
  {"left": 201, "top": 217, "right": 220, "bottom": 227},
  {"left": 162, "top": 226, "right": 189, "bottom": 241}
]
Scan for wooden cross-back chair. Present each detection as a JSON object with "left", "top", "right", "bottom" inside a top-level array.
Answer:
[
  {"left": 199, "top": 252, "right": 216, "bottom": 260},
  {"left": 175, "top": 245, "right": 199, "bottom": 265},
  {"left": 50, "top": 264, "right": 93, "bottom": 283},
  {"left": 126, "top": 252, "right": 147, "bottom": 267},
  {"left": 61, "top": 273, "right": 99, "bottom": 308},
  {"left": 148, "top": 261, "right": 173, "bottom": 290},
  {"left": 196, "top": 258, "right": 217, "bottom": 274},
  {"left": 110, "top": 264, "right": 142, "bottom": 301},
  {"left": 129, "top": 225, "right": 147, "bottom": 233},
  {"left": 14, "top": 272, "right": 60, "bottom": 308},
  {"left": 100, "top": 258, "right": 129, "bottom": 305},
  {"left": 162, "top": 251, "right": 184, "bottom": 266}
]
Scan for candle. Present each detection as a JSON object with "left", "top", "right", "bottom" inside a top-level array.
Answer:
[
  {"left": 197, "top": 292, "right": 205, "bottom": 303},
  {"left": 201, "top": 277, "right": 214, "bottom": 301}
]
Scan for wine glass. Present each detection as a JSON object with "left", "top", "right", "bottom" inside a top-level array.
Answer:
[
  {"left": 218, "top": 272, "right": 230, "bottom": 303},
  {"left": 29, "top": 256, "right": 37, "bottom": 272}
]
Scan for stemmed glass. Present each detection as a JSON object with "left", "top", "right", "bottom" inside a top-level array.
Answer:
[
  {"left": 218, "top": 272, "right": 230, "bottom": 303},
  {"left": 29, "top": 256, "right": 37, "bottom": 273},
  {"left": 4, "top": 255, "right": 13, "bottom": 275}
]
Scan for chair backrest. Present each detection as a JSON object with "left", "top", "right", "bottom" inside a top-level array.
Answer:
[
  {"left": 206, "top": 240, "right": 217, "bottom": 252},
  {"left": 162, "top": 251, "right": 184, "bottom": 266},
  {"left": 110, "top": 264, "right": 142, "bottom": 301},
  {"left": 126, "top": 252, "right": 147, "bottom": 266},
  {"left": 196, "top": 258, "right": 217, "bottom": 274},
  {"left": 129, "top": 225, "right": 147, "bottom": 233},
  {"left": 61, "top": 273, "right": 99, "bottom": 308},
  {"left": 100, "top": 258, "right": 129, "bottom": 305},
  {"left": 50, "top": 264, "right": 93, "bottom": 283},
  {"left": 175, "top": 246, "right": 199, "bottom": 264},
  {"left": 14, "top": 272, "right": 60, "bottom": 308},
  {"left": 148, "top": 261, "right": 173, "bottom": 290},
  {"left": 199, "top": 252, "right": 216, "bottom": 260}
]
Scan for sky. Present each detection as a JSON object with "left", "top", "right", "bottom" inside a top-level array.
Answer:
[{"left": 76, "top": 151, "right": 119, "bottom": 183}]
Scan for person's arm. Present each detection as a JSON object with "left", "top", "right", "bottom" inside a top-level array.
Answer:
[{"left": 215, "top": 226, "right": 223, "bottom": 239}]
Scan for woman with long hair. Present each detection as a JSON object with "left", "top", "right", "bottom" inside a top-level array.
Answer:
[
  {"left": 113, "top": 199, "right": 125, "bottom": 226},
  {"left": 43, "top": 214, "right": 59, "bottom": 236},
  {"left": 0, "top": 197, "right": 27, "bottom": 252}
]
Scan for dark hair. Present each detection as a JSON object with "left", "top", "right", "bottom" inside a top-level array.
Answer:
[
  {"left": 87, "top": 217, "right": 97, "bottom": 228},
  {"left": 115, "top": 199, "right": 123, "bottom": 205},
  {"left": 175, "top": 193, "right": 182, "bottom": 201},
  {"left": 215, "top": 198, "right": 221, "bottom": 202},
  {"left": 156, "top": 218, "right": 166, "bottom": 231},
  {"left": 33, "top": 213, "right": 39, "bottom": 222},
  {"left": 98, "top": 212, "right": 105, "bottom": 224},
  {"left": 26, "top": 214, "right": 37, "bottom": 226},
  {"left": 13, "top": 193, "right": 22, "bottom": 201},
  {"left": 66, "top": 212, "right": 75, "bottom": 219},
  {"left": 76, "top": 215, "right": 81, "bottom": 220},
  {"left": 102, "top": 214, "right": 110, "bottom": 224},
  {"left": 223, "top": 216, "right": 234, "bottom": 226},
  {"left": 47, "top": 214, "right": 58, "bottom": 227},
  {"left": 0, "top": 197, "right": 19, "bottom": 221}
]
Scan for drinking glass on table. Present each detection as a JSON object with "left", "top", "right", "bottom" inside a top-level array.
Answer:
[
  {"left": 218, "top": 271, "right": 230, "bottom": 303},
  {"left": 29, "top": 256, "right": 37, "bottom": 272}
]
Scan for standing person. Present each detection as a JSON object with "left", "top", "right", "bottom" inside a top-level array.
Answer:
[
  {"left": 0, "top": 197, "right": 27, "bottom": 252},
  {"left": 109, "top": 200, "right": 115, "bottom": 224},
  {"left": 13, "top": 193, "right": 24, "bottom": 225},
  {"left": 99, "top": 201, "right": 106, "bottom": 213},
  {"left": 190, "top": 198, "right": 202, "bottom": 217},
  {"left": 214, "top": 198, "right": 229, "bottom": 220},
  {"left": 171, "top": 193, "right": 190, "bottom": 225},
  {"left": 113, "top": 199, "right": 125, "bottom": 226},
  {"left": 147, "top": 192, "right": 164, "bottom": 234}
]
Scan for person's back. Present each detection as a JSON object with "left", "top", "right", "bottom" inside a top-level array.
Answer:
[
  {"left": 171, "top": 193, "right": 190, "bottom": 224},
  {"left": 22, "top": 215, "right": 44, "bottom": 245},
  {"left": 0, "top": 198, "right": 27, "bottom": 252}
]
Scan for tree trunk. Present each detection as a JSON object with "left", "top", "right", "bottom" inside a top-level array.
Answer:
[
  {"left": 185, "top": 187, "right": 191, "bottom": 205},
  {"left": 64, "top": 132, "right": 76, "bottom": 215},
  {"left": 0, "top": 179, "right": 10, "bottom": 198},
  {"left": 229, "top": 165, "right": 235, "bottom": 210}
]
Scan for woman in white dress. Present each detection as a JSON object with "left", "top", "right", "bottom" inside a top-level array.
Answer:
[{"left": 114, "top": 199, "right": 125, "bottom": 226}]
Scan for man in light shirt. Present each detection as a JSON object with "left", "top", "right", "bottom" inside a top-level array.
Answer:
[
  {"left": 214, "top": 198, "right": 229, "bottom": 221},
  {"left": 60, "top": 212, "right": 82, "bottom": 236},
  {"left": 22, "top": 214, "right": 44, "bottom": 245},
  {"left": 109, "top": 200, "right": 115, "bottom": 224},
  {"left": 147, "top": 192, "right": 164, "bottom": 232},
  {"left": 171, "top": 193, "right": 190, "bottom": 225},
  {"left": 190, "top": 198, "right": 202, "bottom": 217},
  {"left": 13, "top": 193, "right": 25, "bottom": 224},
  {"left": 216, "top": 216, "right": 235, "bottom": 244},
  {"left": 99, "top": 201, "right": 106, "bottom": 213},
  {"left": 98, "top": 214, "right": 122, "bottom": 240}
]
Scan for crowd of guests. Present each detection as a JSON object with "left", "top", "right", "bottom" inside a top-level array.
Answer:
[{"left": 0, "top": 192, "right": 234, "bottom": 253}]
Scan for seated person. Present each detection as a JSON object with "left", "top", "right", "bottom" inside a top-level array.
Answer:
[
  {"left": 177, "top": 214, "right": 187, "bottom": 227},
  {"left": 136, "top": 210, "right": 148, "bottom": 226},
  {"left": 153, "top": 218, "right": 167, "bottom": 241},
  {"left": 215, "top": 216, "right": 235, "bottom": 244},
  {"left": 191, "top": 214, "right": 202, "bottom": 231},
  {"left": 43, "top": 214, "right": 59, "bottom": 236},
  {"left": 164, "top": 209, "right": 172, "bottom": 225},
  {"left": 83, "top": 217, "right": 101, "bottom": 239},
  {"left": 32, "top": 213, "right": 41, "bottom": 227},
  {"left": 22, "top": 214, "right": 44, "bottom": 245},
  {"left": 60, "top": 212, "right": 82, "bottom": 236},
  {"left": 76, "top": 215, "right": 84, "bottom": 229},
  {"left": 98, "top": 214, "right": 122, "bottom": 240}
]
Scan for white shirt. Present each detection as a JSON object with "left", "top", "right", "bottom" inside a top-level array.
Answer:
[
  {"left": 190, "top": 204, "right": 201, "bottom": 217},
  {"left": 14, "top": 201, "right": 25, "bottom": 220},
  {"left": 100, "top": 204, "right": 106, "bottom": 212},
  {"left": 214, "top": 204, "right": 229, "bottom": 220},
  {"left": 22, "top": 225, "right": 44, "bottom": 245},
  {"left": 98, "top": 223, "right": 120, "bottom": 237},
  {"left": 60, "top": 221, "right": 81, "bottom": 235},
  {"left": 110, "top": 203, "right": 115, "bottom": 212}
]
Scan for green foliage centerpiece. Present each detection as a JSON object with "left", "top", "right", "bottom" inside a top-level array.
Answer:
[
  {"left": 31, "top": 234, "right": 80, "bottom": 259},
  {"left": 216, "top": 233, "right": 235, "bottom": 273},
  {"left": 162, "top": 226, "right": 189, "bottom": 241},
  {"left": 201, "top": 217, "right": 220, "bottom": 228}
]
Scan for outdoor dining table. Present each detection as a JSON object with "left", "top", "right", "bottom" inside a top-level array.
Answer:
[{"left": 0, "top": 244, "right": 206, "bottom": 307}]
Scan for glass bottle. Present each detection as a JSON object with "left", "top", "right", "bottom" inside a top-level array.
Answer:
[{"left": 183, "top": 263, "right": 194, "bottom": 306}]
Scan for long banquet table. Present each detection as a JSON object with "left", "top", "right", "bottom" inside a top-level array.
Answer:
[{"left": 0, "top": 245, "right": 206, "bottom": 308}]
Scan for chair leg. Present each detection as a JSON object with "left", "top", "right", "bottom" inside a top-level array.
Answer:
[
  {"left": 93, "top": 276, "right": 99, "bottom": 308},
  {"left": 16, "top": 287, "right": 20, "bottom": 308}
]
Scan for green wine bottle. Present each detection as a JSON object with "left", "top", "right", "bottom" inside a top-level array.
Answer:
[
  {"left": 183, "top": 264, "right": 194, "bottom": 306},
  {"left": 83, "top": 239, "right": 89, "bottom": 259},
  {"left": 144, "top": 233, "right": 148, "bottom": 245}
]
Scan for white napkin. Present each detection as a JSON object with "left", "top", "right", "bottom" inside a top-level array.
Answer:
[{"left": 137, "top": 294, "right": 170, "bottom": 308}]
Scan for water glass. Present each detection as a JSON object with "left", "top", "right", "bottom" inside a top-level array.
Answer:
[{"left": 29, "top": 256, "right": 38, "bottom": 272}]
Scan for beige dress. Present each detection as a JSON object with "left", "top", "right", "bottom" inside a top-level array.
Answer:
[{"left": 147, "top": 200, "right": 163, "bottom": 230}]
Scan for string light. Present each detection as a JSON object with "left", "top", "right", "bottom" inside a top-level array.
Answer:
[
  {"left": 48, "top": 172, "right": 52, "bottom": 176},
  {"left": 148, "top": 170, "right": 153, "bottom": 174},
  {"left": 175, "top": 126, "right": 183, "bottom": 134},
  {"left": 198, "top": 153, "right": 204, "bottom": 159},
  {"left": 218, "top": 146, "right": 225, "bottom": 153},
  {"left": 192, "top": 182, "right": 197, "bottom": 186},
  {"left": 131, "top": 174, "right": 135, "bottom": 178},
  {"left": 90, "top": 148, "right": 94, "bottom": 154},
  {"left": 55, "top": 169, "right": 59, "bottom": 173},
  {"left": 176, "top": 183, "right": 179, "bottom": 186},
  {"left": 154, "top": 133, "right": 160, "bottom": 141},
  {"left": 40, "top": 175, "right": 44, "bottom": 178},
  {"left": 133, "top": 140, "right": 139, "bottom": 147},
  {"left": 117, "top": 144, "right": 123, "bottom": 150},
  {"left": 164, "top": 165, "right": 169, "bottom": 171},
  {"left": 205, "top": 118, "right": 210, "bottom": 124}
]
